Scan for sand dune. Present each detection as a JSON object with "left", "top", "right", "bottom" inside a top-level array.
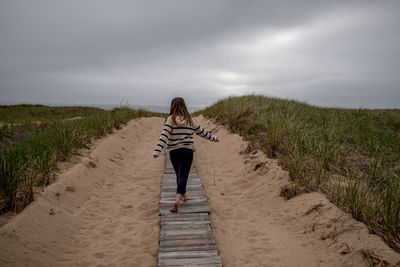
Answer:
[
  {"left": 1, "top": 116, "right": 399, "bottom": 266},
  {"left": 0, "top": 117, "right": 165, "bottom": 266},
  {"left": 194, "top": 115, "right": 400, "bottom": 266}
]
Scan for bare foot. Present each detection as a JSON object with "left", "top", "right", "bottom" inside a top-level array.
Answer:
[
  {"left": 170, "top": 202, "right": 178, "bottom": 213},
  {"left": 181, "top": 194, "right": 188, "bottom": 202}
]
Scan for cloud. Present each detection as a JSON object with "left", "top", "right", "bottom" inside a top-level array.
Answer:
[{"left": 0, "top": 0, "right": 399, "bottom": 108}]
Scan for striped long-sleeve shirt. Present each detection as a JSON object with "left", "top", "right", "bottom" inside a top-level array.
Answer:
[{"left": 153, "top": 115, "right": 219, "bottom": 156}]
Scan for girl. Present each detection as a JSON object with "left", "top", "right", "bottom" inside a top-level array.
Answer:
[{"left": 153, "top": 97, "right": 219, "bottom": 212}]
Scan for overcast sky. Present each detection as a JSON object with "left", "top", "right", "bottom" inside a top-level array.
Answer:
[{"left": 1, "top": 1, "right": 399, "bottom": 109}]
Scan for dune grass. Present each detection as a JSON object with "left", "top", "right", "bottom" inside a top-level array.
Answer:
[
  {"left": 198, "top": 95, "right": 400, "bottom": 251},
  {"left": 0, "top": 106, "right": 157, "bottom": 213},
  {"left": 0, "top": 104, "right": 106, "bottom": 124}
]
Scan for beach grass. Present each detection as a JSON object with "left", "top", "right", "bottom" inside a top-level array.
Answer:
[
  {"left": 0, "top": 104, "right": 106, "bottom": 124},
  {"left": 0, "top": 105, "right": 158, "bottom": 213},
  {"left": 198, "top": 95, "right": 400, "bottom": 251}
]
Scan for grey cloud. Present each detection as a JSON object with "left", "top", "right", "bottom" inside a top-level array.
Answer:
[{"left": 0, "top": 0, "right": 399, "bottom": 109}]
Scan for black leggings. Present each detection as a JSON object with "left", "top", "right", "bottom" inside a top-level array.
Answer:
[{"left": 169, "top": 148, "right": 193, "bottom": 195}]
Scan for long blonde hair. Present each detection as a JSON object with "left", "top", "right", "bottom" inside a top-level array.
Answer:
[{"left": 168, "top": 97, "right": 193, "bottom": 126}]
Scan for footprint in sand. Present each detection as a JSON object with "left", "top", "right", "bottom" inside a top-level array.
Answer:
[
  {"left": 138, "top": 208, "right": 158, "bottom": 218},
  {"left": 101, "top": 229, "right": 113, "bottom": 235},
  {"left": 93, "top": 252, "right": 105, "bottom": 259},
  {"left": 118, "top": 238, "right": 132, "bottom": 246}
]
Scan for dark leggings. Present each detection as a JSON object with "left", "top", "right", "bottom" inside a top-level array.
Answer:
[{"left": 169, "top": 148, "right": 193, "bottom": 195}]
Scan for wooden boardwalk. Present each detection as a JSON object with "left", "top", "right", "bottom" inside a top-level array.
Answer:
[{"left": 158, "top": 153, "right": 222, "bottom": 267}]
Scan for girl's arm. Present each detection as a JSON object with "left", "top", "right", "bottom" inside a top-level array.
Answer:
[
  {"left": 193, "top": 119, "right": 219, "bottom": 142},
  {"left": 153, "top": 117, "right": 172, "bottom": 157}
]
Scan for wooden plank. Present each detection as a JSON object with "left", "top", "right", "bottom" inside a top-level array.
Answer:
[
  {"left": 161, "top": 184, "right": 202, "bottom": 189},
  {"left": 162, "top": 187, "right": 204, "bottom": 192},
  {"left": 162, "top": 177, "right": 201, "bottom": 182},
  {"left": 160, "top": 220, "right": 210, "bottom": 226},
  {"left": 161, "top": 190, "right": 205, "bottom": 195},
  {"left": 161, "top": 179, "right": 203, "bottom": 188},
  {"left": 162, "top": 183, "right": 201, "bottom": 187},
  {"left": 160, "top": 237, "right": 216, "bottom": 247},
  {"left": 159, "top": 264, "right": 222, "bottom": 267},
  {"left": 158, "top": 250, "right": 218, "bottom": 259},
  {"left": 162, "top": 181, "right": 201, "bottom": 186},
  {"left": 159, "top": 232, "right": 214, "bottom": 241},
  {"left": 159, "top": 202, "right": 210, "bottom": 209},
  {"left": 164, "top": 170, "right": 197, "bottom": 175},
  {"left": 158, "top": 256, "right": 222, "bottom": 266},
  {"left": 160, "top": 196, "right": 208, "bottom": 202},
  {"left": 160, "top": 213, "right": 209, "bottom": 222},
  {"left": 162, "top": 181, "right": 202, "bottom": 186},
  {"left": 160, "top": 194, "right": 206, "bottom": 199},
  {"left": 160, "top": 229, "right": 212, "bottom": 238},
  {"left": 163, "top": 174, "right": 199, "bottom": 179},
  {"left": 163, "top": 177, "right": 200, "bottom": 182},
  {"left": 159, "top": 207, "right": 210, "bottom": 216},
  {"left": 159, "top": 204, "right": 210, "bottom": 215},
  {"left": 161, "top": 223, "right": 211, "bottom": 231},
  {"left": 164, "top": 168, "right": 198, "bottom": 173},
  {"left": 160, "top": 198, "right": 208, "bottom": 204},
  {"left": 159, "top": 244, "right": 217, "bottom": 252}
]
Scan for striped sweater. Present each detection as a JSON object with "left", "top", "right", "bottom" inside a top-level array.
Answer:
[{"left": 153, "top": 115, "right": 219, "bottom": 156}]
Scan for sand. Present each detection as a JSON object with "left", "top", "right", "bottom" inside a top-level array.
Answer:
[
  {"left": 1, "top": 115, "right": 399, "bottom": 267},
  {"left": 0, "top": 117, "right": 165, "bottom": 266},
  {"left": 194, "top": 115, "right": 400, "bottom": 267}
]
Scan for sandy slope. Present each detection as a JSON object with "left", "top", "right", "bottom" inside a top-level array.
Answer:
[
  {"left": 194, "top": 115, "right": 400, "bottom": 267},
  {"left": 1, "top": 115, "right": 400, "bottom": 267},
  {"left": 0, "top": 117, "right": 165, "bottom": 266}
]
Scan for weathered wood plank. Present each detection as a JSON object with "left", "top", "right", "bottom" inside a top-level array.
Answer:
[
  {"left": 160, "top": 197, "right": 208, "bottom": 202},
  {"left": 158, "top": 256, "right": 222, "bottom": 266},
  {"left": 159, "top": 202, "right": 210, "bottom": 209},
  {"left": 162, "top": 178, "right": 201, "bottom": 183},
  {"left": 161, "top": 223, "right": 211, "bottom": 231},
  {"left": 162, "top": 176, "right": 200, "bottom": 181},
  {"left": 162, "top": 187, "right": 204, "bottom": 192},
  {"left": 160, "top": 233, "right": 214, "bottom": 241},
  {"left": 159, "top": 205, "right": 210, "bottom": 215},
  {"left": 160, "top": 195, "right": 207, "bottom": 200},
  {"left": 162, "top": 179, "right": 200, "bottom": 184},
  {"left": 161, "top": 182, "right": 201, "bottom": 187},
  {"left": 160, "top": 193, "right": 207, "bottom": 200},
  {"left": 160, "top": 213, "right": 209, "bottom": 222},
  {"left": 163, "top": 175, "right": 199, "bottom": 179},
  {"left": 161, "top": 222, "right": 210, "bottom": 227},
  {"left": 160, "top": 198, "right": 208, "bottom": 204},
  {"left": 164, "top": 171, "right": 196, "bottom": 175},
  {"left": 162, "top": 181, "right": 201, "bottom": 186},
  {"left": 159, "top": 244, "right": 218, "bottom": 252},
  {"left": 160, "top": 237, "right": 216, "bottom": 247},
  {"left": 158, "top": 250, "right": 218, "bottom": 259},
  {"left": 162, "top": 183, "right": 203, "bottom": 188},
  {"left": 159, "top": 264, "right": 222, "bottom": 267},
  {"left": 160, "top": 224, "right": 211, "bottom": 234},
  {"left": 160, "top": 217, "right": 210, "bottom": 224}
]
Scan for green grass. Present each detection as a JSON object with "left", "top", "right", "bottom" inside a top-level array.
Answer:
[
  {"left": 0, "top": 106, "right": 158, "bottom": 213},
  {"left": 0, "top": 104, "right": 106, "bottom": 124},
  {"left": 197, "top": 95, "right": 400, "bottom": 251}
]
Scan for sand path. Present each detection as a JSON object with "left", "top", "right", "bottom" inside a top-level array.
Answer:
[{"left": 1, "top": 116, "right": 400, "bottom": 267}]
